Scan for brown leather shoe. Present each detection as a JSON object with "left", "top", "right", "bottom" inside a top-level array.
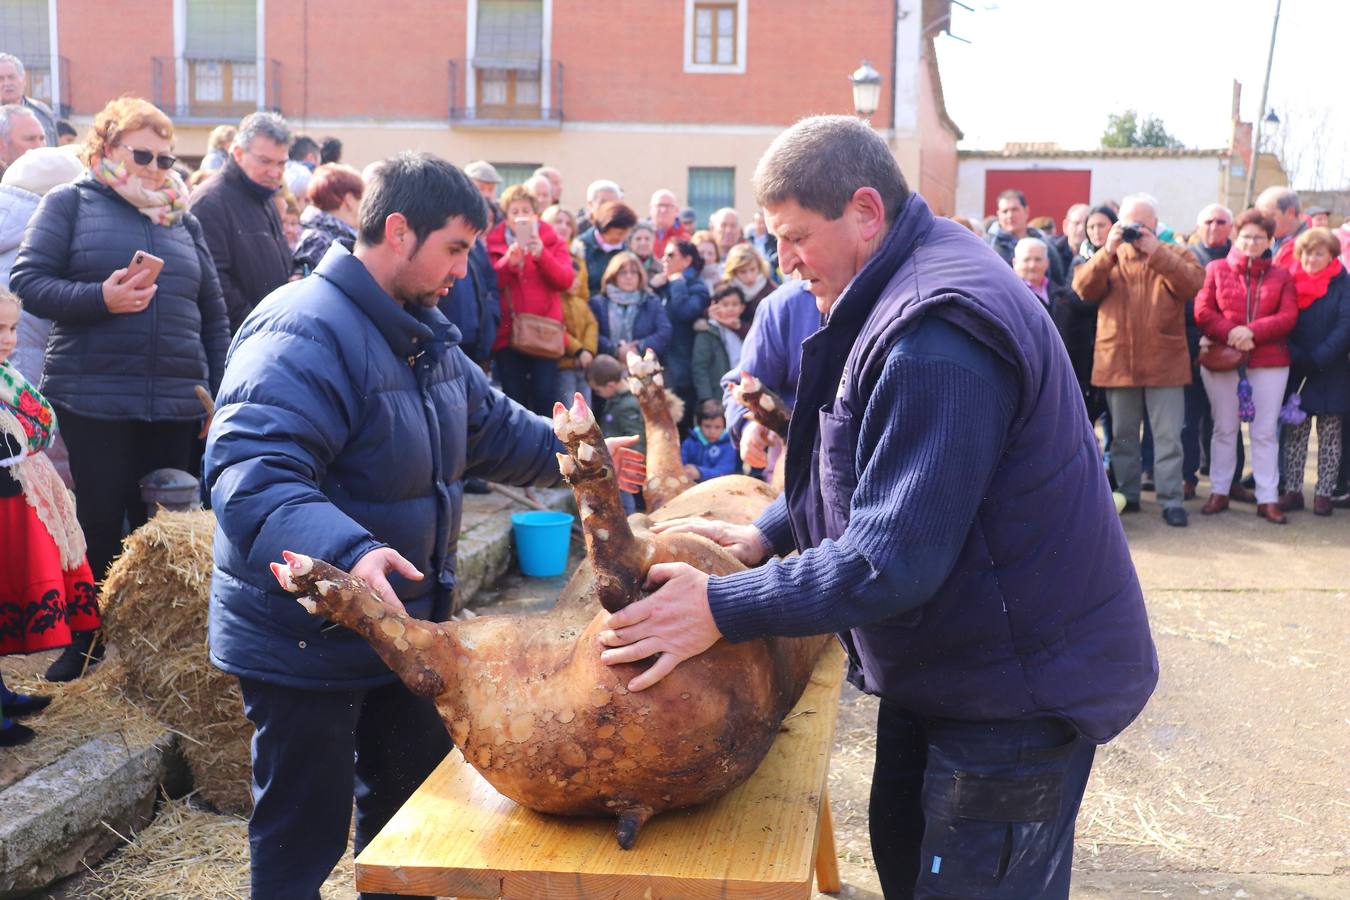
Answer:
[
  {"left": 1257, "top": 503, "right": 1288, "bottom": 525},
  {"left": 1183, "top": 481, "right": 1197, "bottom": 500},
  {"left": 1314, "top": 495, "right": 1334, "bottom": 516},
  {"left": 1228, "top": 483, "right": 1257, "bottom": 503},
  {"left": 1201, "top": 494, "right": 1229, "bottom": 515},
  {"left": 1277, "top": 491, "right": 1305, "bottom": 512}
]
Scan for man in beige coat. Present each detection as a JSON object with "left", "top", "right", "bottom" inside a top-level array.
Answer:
[{"left": 1073, "top": 193, "right": 1205, "bottom": 526}]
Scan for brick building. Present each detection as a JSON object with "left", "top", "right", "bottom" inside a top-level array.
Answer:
[{"left": 1, "top": 0, "right": 962, "bottom": 220}]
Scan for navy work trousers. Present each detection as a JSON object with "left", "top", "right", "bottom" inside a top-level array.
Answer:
[
  {"left": 238, "top": 676, "right": 451, "bottom": 900},
  {"left": 868, "top": 702, "right": 1096, "bottom": 899}
]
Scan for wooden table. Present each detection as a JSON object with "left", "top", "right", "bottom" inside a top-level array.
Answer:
[{"left": 355, "top": 642, "right": 847, "bottom": 899}]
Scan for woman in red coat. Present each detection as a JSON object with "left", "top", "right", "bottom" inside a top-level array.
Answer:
[
  {"left": 488, "top": 184, "right": 575, "bottom": 415},
  {"left": 1194, "top": 209, "right": 1299, "bottom": 523}
]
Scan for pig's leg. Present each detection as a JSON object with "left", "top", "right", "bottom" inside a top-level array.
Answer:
[
  {"left": 733, "top": 371, "right": 792, "bottom": 438},
  {"left": 270, "top": 552, "right": 453, "bottom": 697},
  {"left": 625, "top": 349, "right": 694, "bottom": 511},
  {"left": 616, "top": 804, "right": 654, "bottom": 850},
  {"left": 553, "top": 394, "right": 649, "bottom": 613}
]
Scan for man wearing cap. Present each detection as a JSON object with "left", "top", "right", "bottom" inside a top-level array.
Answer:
[
  {"left": 1307, "top": 207, "right": 1331, "bottom": 229},
  {"left": 464, "top": 160, "right": 504, "bottom": 229}
]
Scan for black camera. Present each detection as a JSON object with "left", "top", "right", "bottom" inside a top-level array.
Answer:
[{"left": 1121, "top": 224, "right": 1143, "bottom": 243}]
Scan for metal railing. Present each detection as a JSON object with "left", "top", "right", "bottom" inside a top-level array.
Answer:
[
  {"left": 152, "top": 57, "right": 281, "bottom": 122},
  {"left": 448, "top": 58, "right": 563, "bottom": 126}
]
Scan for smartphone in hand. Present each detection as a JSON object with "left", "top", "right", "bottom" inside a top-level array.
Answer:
[{"left": 126, "top": 250, "right": 166, "bottom": 285}]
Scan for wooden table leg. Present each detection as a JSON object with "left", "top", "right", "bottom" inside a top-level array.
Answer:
[{"left": 814, "top": 785, "right": 841, "bottom": 894}]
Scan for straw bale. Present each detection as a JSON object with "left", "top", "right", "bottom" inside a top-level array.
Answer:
[{"left": 98, "top": 509, "right": 253, "bottom": 815}]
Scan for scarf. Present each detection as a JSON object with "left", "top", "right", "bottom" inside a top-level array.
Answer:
[
  {"left": 0, "top": 363, "right": 84, "bottom": 568},
  {"left": 738, "top": 274, "right": 768, "bottom": 300},
  {"left": 94, "top": 156, "right": 189, "bottom": 226},
  {"left": 0, "top": 361, "right": 55, "bottom": 455},
  {"left": 604, "top": 286, "right": 645, "bottom": 344},
  {"left": 710, "top": 318, "right": 744, "bottom": 365},
  {"left": 1078, "top": 239, "right": 1101, "bottom": 263},
  {"left": 1291, "top": 258, "right": 1343, "bottom": 310}
]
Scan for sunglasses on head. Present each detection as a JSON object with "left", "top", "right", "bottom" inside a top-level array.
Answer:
[{"left": 120, "top": 144, "right": 177, "bottom": 171}]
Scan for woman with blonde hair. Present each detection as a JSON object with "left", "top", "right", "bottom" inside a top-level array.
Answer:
[
  {"left": 542, "top": 205, "right": 598, "bottom": 404},
  {"left": 590, "top": 251, "right": 670, "bottom": 362},
  {"left": 690, "top": 228, "right": 722, "bottom": 294},
  {"left": 721, "top": 243, "right": 774, "bottom": 333},
  {"left": 9, "top": 96, "right": 229, "bottom": 679}
]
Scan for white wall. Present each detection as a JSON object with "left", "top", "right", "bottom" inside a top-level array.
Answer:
[{"left": 956, "top": 156, "right": 1226, "bottom": 231}]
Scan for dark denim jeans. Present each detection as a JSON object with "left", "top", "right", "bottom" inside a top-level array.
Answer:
[
  {"left": 239, "top": 676, "right": 451, "bottom": 900},
  {"left": 869, "top": 702, "right": 1096, "bottom": 899}
]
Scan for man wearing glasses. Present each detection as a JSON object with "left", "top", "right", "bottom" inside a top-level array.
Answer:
[
  {"left": 648, "top": 188, "right": 686, "bottom": 259},
  {"left": 189, "top": 111, "right": 296, "bottom": 333}
]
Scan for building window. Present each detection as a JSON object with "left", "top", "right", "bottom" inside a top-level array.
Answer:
[
  {"left": 684, "top": 0, "right": 746, "bottom": 74},
  {"left": 474, "top": 0, "right": 543, "bottom": 118},
  {"left": 182, "top": 0, "right": 259, "bottom": 115},
  {"left": 492, "top": 163, "right": 543, "bottom": 191},
  {"left": 1, "top": 0, "right": 59, "bottom": 112},
  {"left": 688, "top": 167, "right": 735, "bottom": 230}
]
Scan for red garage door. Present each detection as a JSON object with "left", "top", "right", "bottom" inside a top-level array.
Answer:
[{"left": 984, "top": 169, "right": 1093, "bottom": 230}]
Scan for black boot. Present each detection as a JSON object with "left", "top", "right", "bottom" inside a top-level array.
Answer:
[
  {"left": 44, "top": 630, "right": 105, "bottom": 682},
  {"left": 0, "top": 720, "right": 36, "bottom": 747}
]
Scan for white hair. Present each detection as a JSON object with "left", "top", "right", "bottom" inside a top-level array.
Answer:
[
  {"left": 1013, "top": 236, "right": 1048, "bottom": 259},
  {"left": 0, "top": 53, "right": 23, "bottom": 78},
  {"left": 586, "top": 179, "right": 622, "bottom": 202},
  {"left": 0, "top": 104, "right": 40, "bottom": 142},
  {"left": 1064, "top": 202, "right": 1090, "bottom": 220},
  {"left": 1120, "top": 192, "right": 1160, "bottom": 219},
  {"left": 710, "top": 207, "right": 739, "bottom": 227},
  {"left": 1195, "top": 203, "right": 1233, "bottom": 226}
]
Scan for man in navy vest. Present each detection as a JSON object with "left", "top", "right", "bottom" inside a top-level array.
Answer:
[
  {"left": 596, "top": 116, "right": 1157, "bottom": 898},
  {"left": 206, "top": 153, "right": 643, "bottom": 898}
]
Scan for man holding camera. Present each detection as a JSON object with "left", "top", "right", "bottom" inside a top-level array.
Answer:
[{"left": 1074, "top": 193, "right": 1205, "bottom": 525}]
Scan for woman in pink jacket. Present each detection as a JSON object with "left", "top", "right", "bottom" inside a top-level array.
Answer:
[
  {"left": 487, "top": 184, "right": 575, "bottom": 414},
  {"left": 1194, "top": 209, "right": 1299, "bottom": 523}
]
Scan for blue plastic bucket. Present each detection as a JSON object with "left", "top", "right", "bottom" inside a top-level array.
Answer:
[{"left": 511, "top": 511, "right": 574, "bottom": 577}]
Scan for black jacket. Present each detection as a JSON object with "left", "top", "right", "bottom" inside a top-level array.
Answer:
[
  {"left": 10, "top": 178, "right": 230, "bottom": 422},
  {"left": 188, "top": 158, "right": 292, "bottom": 333},
  {"left": 1288, "top": 270, "right": 1350, "bottom": 415}
]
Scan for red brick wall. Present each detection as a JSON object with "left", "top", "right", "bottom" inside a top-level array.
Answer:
[
  {"left": 266, "top": 1, "right": 466, "bottom": 120},
  {"left": 58, "top": 0, "right": 175, "bottom": 115},
  {"left": 551, "top": 0, "right": 895, "bottom": 128},
  {"left": 57, "top": 0, "right": 899, "bottom": 128}
]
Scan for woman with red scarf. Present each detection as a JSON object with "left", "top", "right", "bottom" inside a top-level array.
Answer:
[
  {"left": 1194, "top": 210, "right": 1299, "bottom": 523},
  {"left": 1279, "top": 228, "right": 1350, "bottom": 515},
  {"left": 0, "top": 289, "right": 100, "bottom": 746}
]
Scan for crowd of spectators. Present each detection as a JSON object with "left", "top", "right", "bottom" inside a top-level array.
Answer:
[{"left": 2, "top": 60, "right": 1349, "bottom": 744}]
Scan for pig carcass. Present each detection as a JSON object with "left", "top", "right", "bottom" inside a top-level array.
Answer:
[{"left": 271, "top": 393, "right": 827, "bottom": 849}]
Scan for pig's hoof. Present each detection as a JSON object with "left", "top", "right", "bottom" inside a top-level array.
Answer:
[{"left": 615, "top": 804, "right": 653, "bottom": 850}]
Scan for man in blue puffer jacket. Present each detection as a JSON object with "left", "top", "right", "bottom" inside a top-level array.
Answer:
[{"left": 205, "top": 153, "right": 641, "bottom": 898}]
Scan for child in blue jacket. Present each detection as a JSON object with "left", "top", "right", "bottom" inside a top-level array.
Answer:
[{"left": 680, "top": 399, "right": 739, "bottom": 482}]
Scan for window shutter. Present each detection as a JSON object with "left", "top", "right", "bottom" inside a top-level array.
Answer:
[
  {"left": 476, "top": 0, "right": 544, "bottom": 69},
  {"left": 184, "top": 0, "right": 257, "bottom": 60}
]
